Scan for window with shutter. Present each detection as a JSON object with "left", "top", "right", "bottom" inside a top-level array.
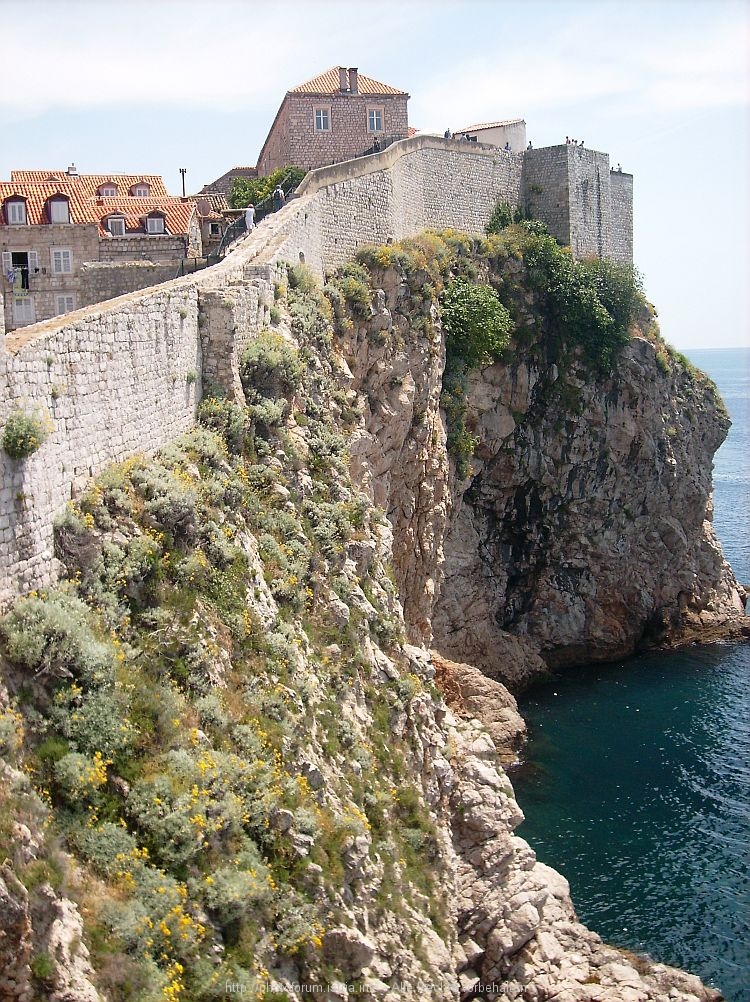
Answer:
[
  {"left": 6, "top": 201, "right": 26, "bottom": 224},
  {"left": 55, "top": 294, "right": 75, "bottom": 314},
  {"left": 13, "top": 297, "right": 35, "bottom": 324},
  {"left": 50, "top": 199, "right": 70, "bottom": 224},
  {"left": 2, "top": 251, "right": 12, "bottom": 275},
  {"left": 28, "top": 251, "right": 40, "bottom": 273},
  {"left": 51, "top": 249, "right": 72, "bottom": 274}
]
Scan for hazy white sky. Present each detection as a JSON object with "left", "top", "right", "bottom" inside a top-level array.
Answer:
[{"left": 1, "top": 0, "right": 748, "bottom": 349}]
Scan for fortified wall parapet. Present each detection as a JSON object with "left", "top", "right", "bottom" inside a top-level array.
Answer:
[
  {"left": 522, "top": 144, "right": 633, "bottom": 262},
  {"left": 0, "top": 135, "right": 633, "bottom": 604}
]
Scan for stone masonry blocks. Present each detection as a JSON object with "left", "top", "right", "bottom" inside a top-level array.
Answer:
[{"left": 0, "top": 135, "right": 632, "bottom": 605}]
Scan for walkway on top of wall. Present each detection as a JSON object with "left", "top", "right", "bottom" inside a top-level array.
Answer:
[{"left": 1, "top": 133, "right": 516, "bottom": 358}]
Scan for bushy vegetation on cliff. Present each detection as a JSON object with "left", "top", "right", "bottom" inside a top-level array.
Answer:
[
  {"left": 352, "top": 224, "right": 646, "bottom": 475},
  {"left": 0, "top": 228, "right": 677, "bottom": 1000},
  {"left": 0, "top": 273, "right": 446, "bottom": 1000}
]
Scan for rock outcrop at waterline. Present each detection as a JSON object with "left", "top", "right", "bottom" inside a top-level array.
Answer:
[
  {"left": 0, "top": 230, "right": 741, "bottom": 1000},
  {"left": 433, "top": 335, "right": 746, "bottom": 686}
]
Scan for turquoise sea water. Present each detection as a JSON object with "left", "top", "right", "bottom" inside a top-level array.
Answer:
[{"left": 513, "top": 347, "right": 750, "bottom": 1000}]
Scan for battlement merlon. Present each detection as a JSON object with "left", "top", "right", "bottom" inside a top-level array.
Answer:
[{"left": 522, "top": 144, "right": 633, "bottom": 265}]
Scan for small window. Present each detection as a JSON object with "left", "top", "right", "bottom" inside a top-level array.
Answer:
[
  {"left": 51, "top": 248, "right": 73, "bottom": 274},
  {"left": 314, "top": 107, "right": 330, "bottom": 132},
  {"left": 146, "top": 215, "right": 165, "bottom": 234},
  {"left": 108, "top": 216, "right": 126, "bottom": 236},
  {"left": 49, "top": 198, "right": 70, "bottom": 224},
  {"left": 367, "top": 108, "right": 383, "bottom": 133},
  {"left": 13, "top": 297, "right": 35, "bottom": 324},
  {"left": 6, "top": 200, "right": 27, "bottom": 225},
  {"left": 99, "top": 184, "right": 117, "bottom": 196},
  {"left": 56, "top": 294, "right": 76, "bottom": 315},
  {"left": 209, "top": 222, "right": 220, "bottom": 236},
  {"left": 132, "top": 184, "right": 150, "bottom": 197}
]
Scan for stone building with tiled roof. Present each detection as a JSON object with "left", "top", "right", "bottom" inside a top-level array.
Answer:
[
  {"left": 457, "top": 119, "right": 527, "bottom": 152},
  {"left": 256, "top": 66, "right": 410, "bottom": 176},
  {"left": 0, "top": 165, "right": 201, "bottom": 331}
]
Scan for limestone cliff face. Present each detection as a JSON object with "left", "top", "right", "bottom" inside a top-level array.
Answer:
[
  {"left": 433, "top": 336, "right": 746, "bottom": 685},
  {"left": 338, "top": 260, "right": 745, "bottom": 690}
]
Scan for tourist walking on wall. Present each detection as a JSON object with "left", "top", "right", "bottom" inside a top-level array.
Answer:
[
  {"left": 273, "top": 187, "right": 286, "bottom": 212},
  {"left": 245, "top": 203, "right": 255, "bottom": 231}
]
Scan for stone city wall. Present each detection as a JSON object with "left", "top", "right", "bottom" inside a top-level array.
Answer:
[
  {"left": 0, "top": 283, "right": 201, "bottom": 605},
  {"left": 522, "top": 144, "right": 633, "bottom": 263},
  {"left": 609, "top": 169, "right": 634, "bottom": 266},
  {"left": 98, "top": 234, "right": 190, "bottom": 263},
  {"left": 0, "top": 135, "right": 629, "bottom": 603},
  {"left": 79, "top": 261, "right": 182, "bottom": 308}
]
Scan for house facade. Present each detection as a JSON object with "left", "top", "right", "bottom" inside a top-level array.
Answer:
[
  {"left": 0, "top": 167, "right": 201, "bottom": 331},
  {"left": 458, "top": 119, "right": 528, "bottom": 152},
  {"left": 256, "top": 67, "right": 410, "bottom": 176}
]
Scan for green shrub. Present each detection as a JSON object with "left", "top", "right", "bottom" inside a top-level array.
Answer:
[
  {"left": 269, "top": 305, "right": 282, "bottom": 325},
  {"left": 440, "top": 278, "right": 512, "bottom": 367},
  {"left": 485, "top": 201, "right": 536, "bottom": 235},
  {"left": 286, "top": 262, "right": 317, "bottom": 293},
  {"left": 54, "top": 687, "right": 134, "bottom": 759},
  {"left": 197, "top": 396, "right": 246, "bottom": 454},
  {"left": 2, "top": 411, "right": 50, "bottom": 459},
  {"left": 0, "top": 704, "right": 23, "bottom": 757},
  {"left": 328, "top": 262, "right": 372, "bottom": 319},
  {"left": 240, "top": 331, "right": 304, "bottom": 405},
  {"left": 200, "top": 864, "right": 272, "bottom": 924},
  {"left": 579, "top": 258, "right": 645, "bottom": 334},
  {"left": 30, "top": 952, "right": 56, "bottom": 982},
  {"left": 55, "top": 751, "right": 108, "bottom": 803},
  {"left": 486, "top": 201, "right": 517, "bottom": 233},
  {"left": 524, "top": 234, "right": 643, "bottom": 368},
  {"left": 229, "top": 166, "right": 306, "bottom": 210},
  {"left": 130, "top": 466, "right": 199, "bottom": 539},
  {"left": 0, "top": 590, "right": 115, "bottom": 684}
]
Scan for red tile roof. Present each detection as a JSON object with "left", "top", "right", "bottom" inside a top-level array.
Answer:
[
  {"left": 290, "top": 67, "right": 407, "bottom": 96},
  {"left": 9, "top": 171, "right": 169, "bottom": 197},
  {"left": 0, "top": 177, "right": 195, "bottom": 237},
  {"left": 89, "top": 197, "right": 196, "bottom": 237}
]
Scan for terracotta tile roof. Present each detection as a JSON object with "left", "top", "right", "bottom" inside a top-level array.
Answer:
[
  {"left": 9, "top": 171, "right": 169, "bottom": 197},
  {"left": 194, "top": 193, "right": 231, "bottom": 215},
  {"left": 0, "top": 182, "right": 95, "bottom": 226},
  {"left": 0, "top": 179, "right": 195, "bottom": 237},
  {"left": 290, "top": 67, "right": 407, "bottom": 96},
  {"left": 457, "top": 119, "right": 525, "bottom": 133},
  {"left": 90, "top": 197, "right": 196, "bottom": 237}
]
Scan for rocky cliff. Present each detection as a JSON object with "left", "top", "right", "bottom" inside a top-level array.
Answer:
[
  {"left": 0, "top": 227, "right": 742, "bottom": 1001},
  {"left": 434, "top": 335, "right": 746, "bottom": 686}
]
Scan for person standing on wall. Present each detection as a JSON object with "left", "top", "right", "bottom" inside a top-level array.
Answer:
[
  {"left": 273, "top": 187, "right": 286, "bottom": 212},
  {"left": 245, "top": 203, "right": 255, "bottom": 231}
]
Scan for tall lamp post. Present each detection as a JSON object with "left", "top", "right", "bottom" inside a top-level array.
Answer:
[{"left": 179, "top": 168, "right": 187, "bottom": 198}]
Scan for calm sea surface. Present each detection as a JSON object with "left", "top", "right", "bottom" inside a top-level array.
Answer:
[{"left": 513, "top": 347, "right": 750, "bottom": 1000}]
